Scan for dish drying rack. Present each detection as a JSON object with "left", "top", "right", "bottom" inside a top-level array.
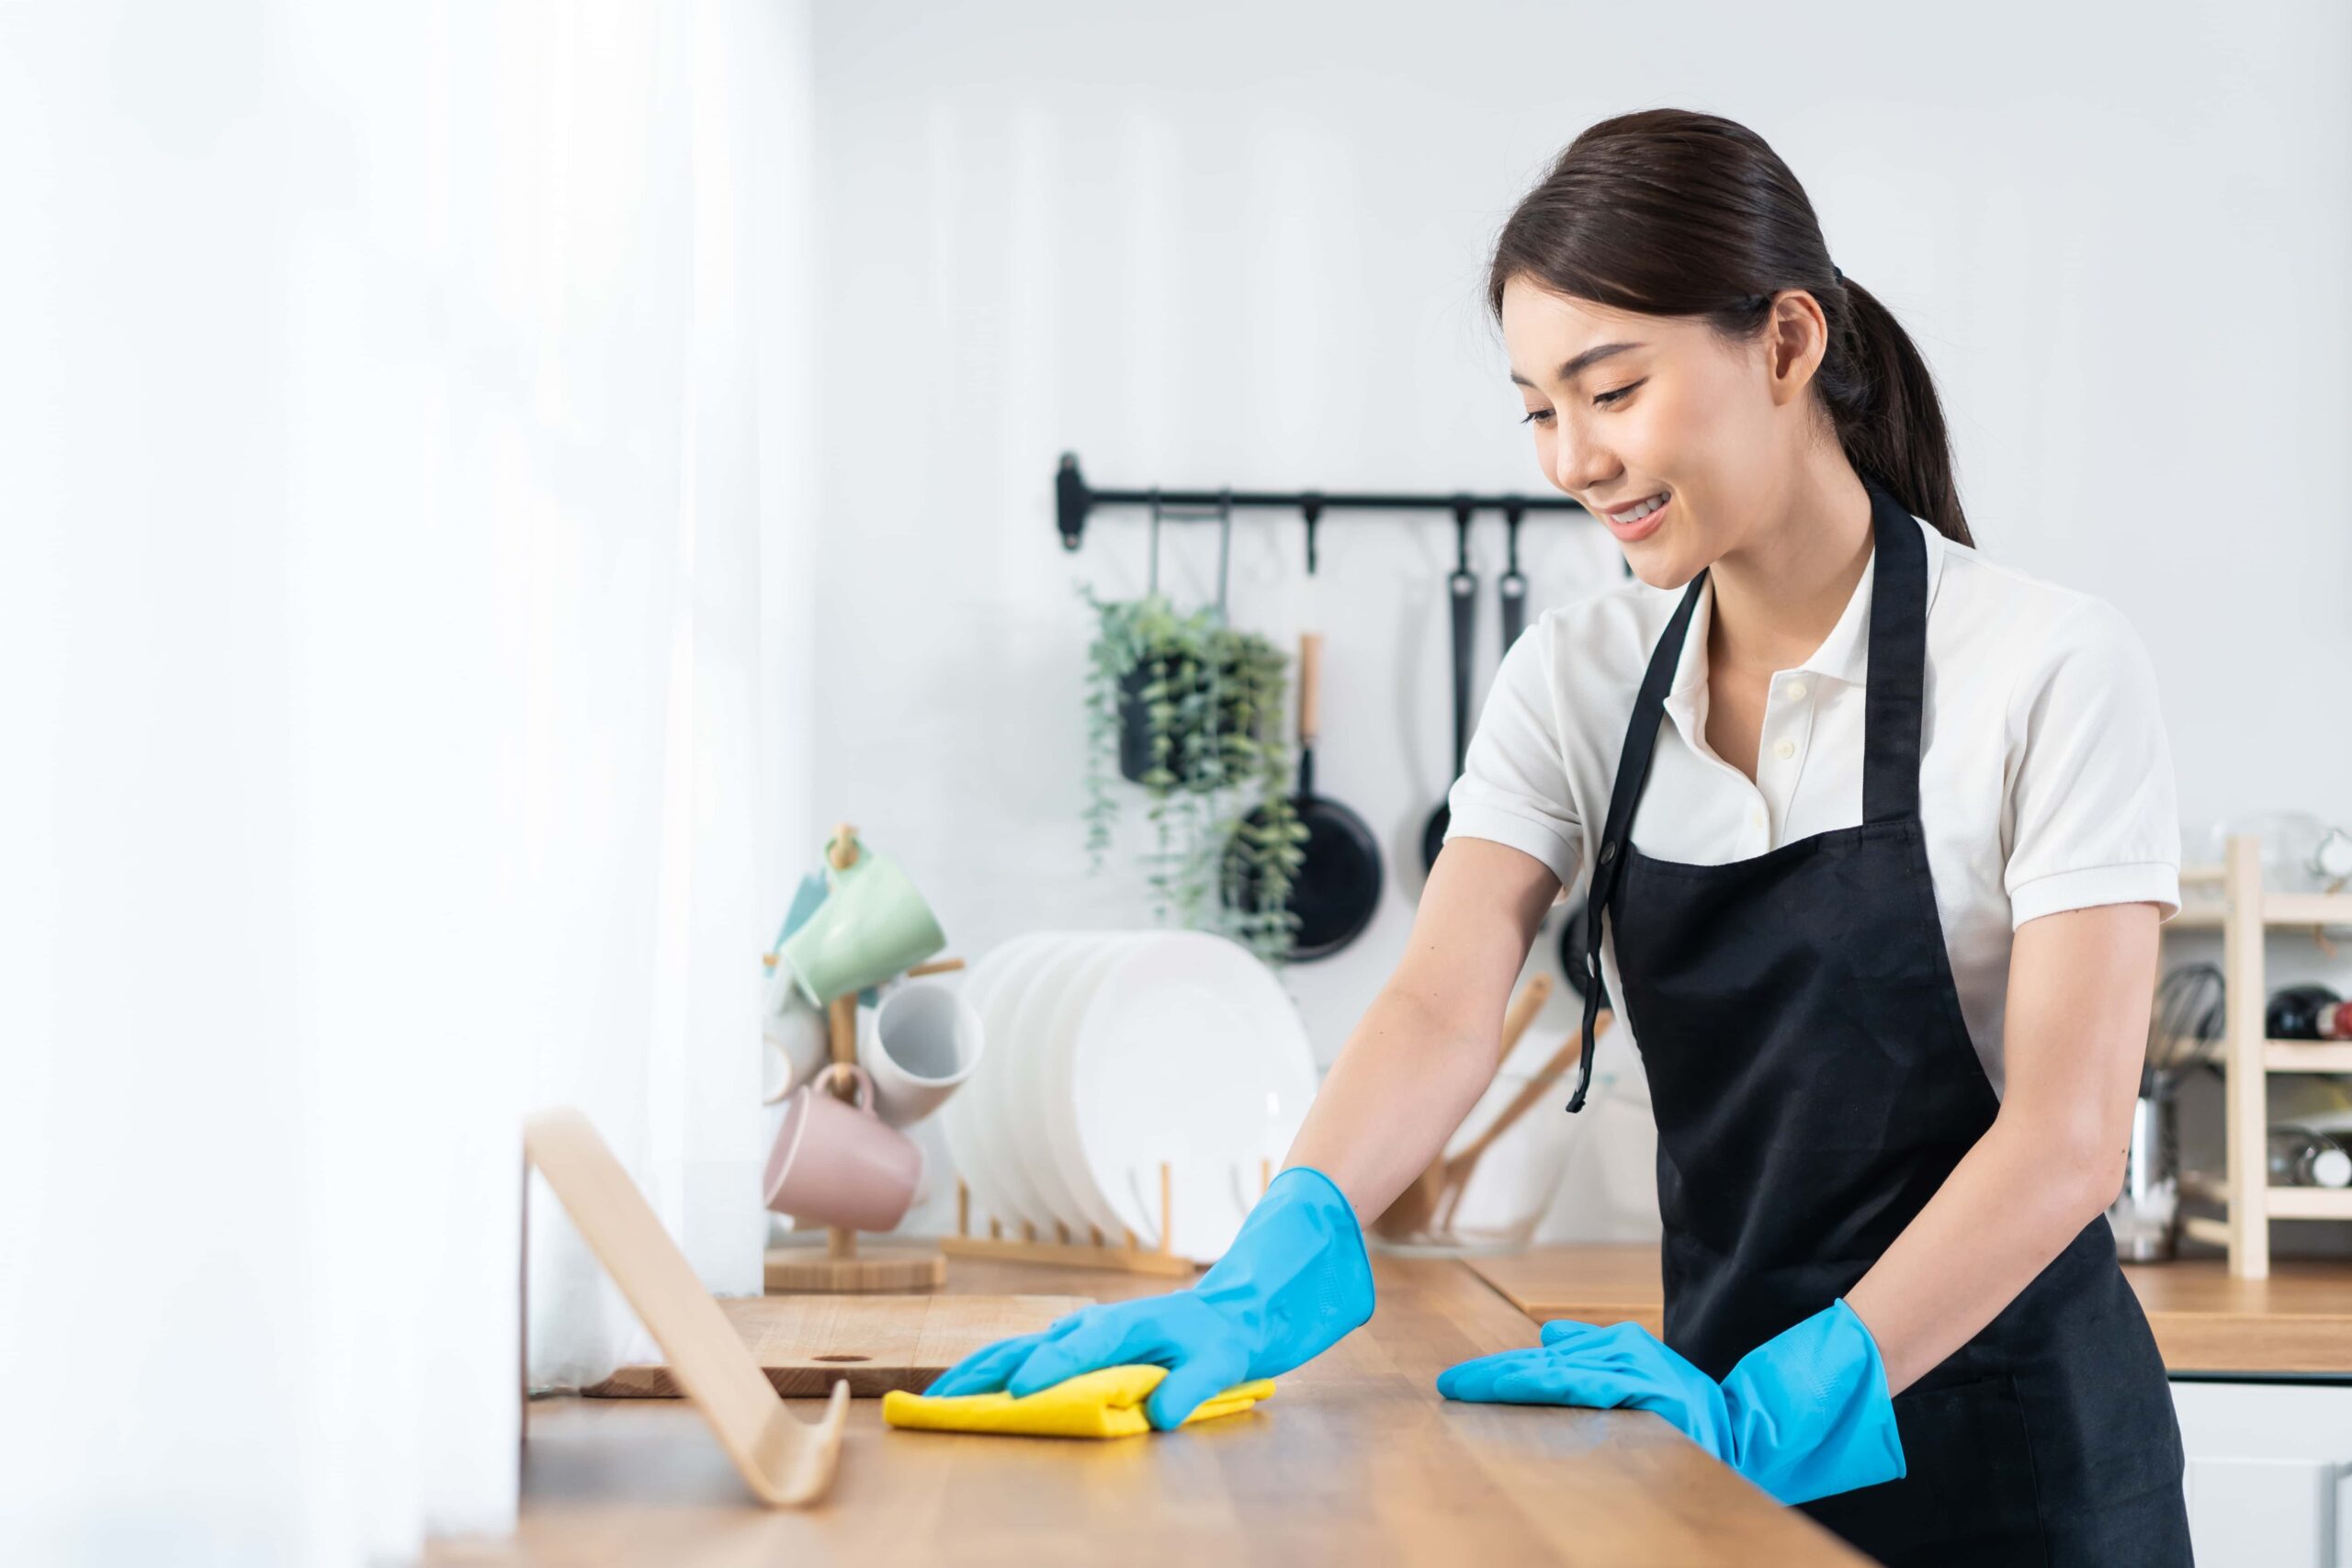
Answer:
[
  {"left": 2169, "top": 832, "right": 2352, "bottom": 1278},
  {"left": 939, "top": 1161, "right": 1275, "bottom": 1278}
]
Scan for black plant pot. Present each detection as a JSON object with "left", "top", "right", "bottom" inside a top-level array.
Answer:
[
  {"left": 1115, "top": 663, "right": 1159, "bottom": 784},
  {"left": 1114, "top": 648, "right": 1255, "bottom": 786}
]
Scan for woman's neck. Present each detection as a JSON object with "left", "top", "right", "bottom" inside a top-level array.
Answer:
[{"left": 1703, "top": 462, "right": 1876, "bottom": 676}]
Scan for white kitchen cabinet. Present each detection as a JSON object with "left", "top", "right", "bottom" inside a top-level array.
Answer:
[{"left": 2173, "top": 1379, "right": 2352, "bottom": 1567}]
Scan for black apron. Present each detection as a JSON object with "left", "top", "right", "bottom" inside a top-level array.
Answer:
[{"left": 1562, "top": 474, "right": 2191, "bottom": 1566}]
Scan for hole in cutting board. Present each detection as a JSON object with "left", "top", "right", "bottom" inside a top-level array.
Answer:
[{"left": 811, "top": 1354, "right": 870, "bottom": 1363}]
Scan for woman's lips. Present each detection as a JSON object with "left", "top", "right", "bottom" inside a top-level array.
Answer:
[{"left": 1604, "top": 492, "right": 1670, "bottom": 542}]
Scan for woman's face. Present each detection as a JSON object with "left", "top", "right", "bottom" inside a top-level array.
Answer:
[{"left": 1500, "top": 274, "right": 1815, "bottom": 591}]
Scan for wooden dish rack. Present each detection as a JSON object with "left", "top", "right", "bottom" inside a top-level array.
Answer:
[
  {"left": 2168, "top": 832, "right": 2352, "bottom": 1279},
  {"left": 940, "top": 1159, "right": 1275, "bottom": 1279}
]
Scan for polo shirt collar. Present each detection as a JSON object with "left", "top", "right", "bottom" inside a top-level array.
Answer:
[{"left": 1661, "top": 511, "right": 1946, "bottom": 726}]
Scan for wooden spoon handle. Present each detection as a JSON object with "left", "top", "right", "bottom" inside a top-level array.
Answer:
[{"left": 1498, "top": 971, "right": 1552, "bottom": 1054}]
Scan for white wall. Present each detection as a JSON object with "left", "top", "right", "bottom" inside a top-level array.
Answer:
[{"left": 799, "top": 1, "right": 2352, "bottom": 1240}]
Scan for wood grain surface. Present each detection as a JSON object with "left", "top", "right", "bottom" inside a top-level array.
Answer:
[
  {"left": 432, "top": 1254, "right": 1868, "bottom": 1566},
  {"left": 1466, "top": 1244, "right": 2352, "bottom": 1376}
]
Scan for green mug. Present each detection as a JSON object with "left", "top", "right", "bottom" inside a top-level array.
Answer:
[{"left": 778, "top": 834, "right": 946, "bottom": 1008}]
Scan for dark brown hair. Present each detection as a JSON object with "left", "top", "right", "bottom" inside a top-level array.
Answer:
[{"left": 1488, "top": 108, "right": 1972, "bottom": 547}]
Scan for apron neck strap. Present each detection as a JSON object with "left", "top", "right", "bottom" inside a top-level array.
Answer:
[{"left": 1857, "top": 474, "right": 1928, "bottom": 827}]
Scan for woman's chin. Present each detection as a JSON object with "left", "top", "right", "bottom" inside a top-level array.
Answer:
[{"left": 1621, "top": 541, "right": 1689, "bottom": 592}]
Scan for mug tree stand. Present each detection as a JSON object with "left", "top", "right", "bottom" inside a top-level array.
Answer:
[{"left": 764, "top": 825, "right": 950, "bottom": 1294}]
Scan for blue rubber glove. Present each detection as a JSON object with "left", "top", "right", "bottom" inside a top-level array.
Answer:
[
  {"left": 922, "top": 1165, "right": 1374, "bottom": 1430},
  {"left": 1435, "top": 1298, "right": 1904, "bottom": 1506}
]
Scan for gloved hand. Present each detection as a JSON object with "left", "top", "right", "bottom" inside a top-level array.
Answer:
[
  {"left": 922, "top": 1165, "right": 1374, "bottom": 1430},
  {"left": 1434, "top": 1298, "right": 1904, "bottom": 1506}
]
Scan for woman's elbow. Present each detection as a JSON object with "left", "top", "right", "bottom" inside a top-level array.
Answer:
[{"left": 1996, "top": 1109, "right": 2132, "bottom": 1224}]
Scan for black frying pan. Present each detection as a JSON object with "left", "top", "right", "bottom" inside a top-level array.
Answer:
[
  {"left": 1420, "top": 507, "right": 1478, "bottom": 872},
  {"left": 1225, "top": 519, "right": 1382, "bottom": 960}
]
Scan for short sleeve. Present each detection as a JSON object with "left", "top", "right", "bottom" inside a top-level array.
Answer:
[
  {"left": 2001, "top": 596, "right": 2181, "bottom": 929},
  {"left": 1440, "top": 615, "right": 1584, "bottom": 893}
]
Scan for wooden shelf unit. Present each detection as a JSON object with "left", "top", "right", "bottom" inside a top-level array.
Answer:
[{"left": 2172, "top": 835, "right": 2352, "bottom": 1278}]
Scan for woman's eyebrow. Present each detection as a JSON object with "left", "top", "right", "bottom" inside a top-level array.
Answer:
[{"left": 1510, "top": 341, "right": 1646, "bottom": 389}]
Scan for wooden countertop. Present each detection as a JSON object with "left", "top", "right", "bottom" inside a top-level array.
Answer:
[
  {"left": 428, "top": 1254, "right": 1869, "bottom": 1566},
  {"left": 1465, "top": 1245, "right": 2352, "bottom": 1378}
]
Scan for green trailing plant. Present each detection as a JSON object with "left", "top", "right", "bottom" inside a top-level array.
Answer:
[{"left": 1078, "top": 581, "right": 1307, "bottom": 966}]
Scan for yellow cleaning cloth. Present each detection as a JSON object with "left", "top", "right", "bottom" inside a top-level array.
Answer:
[{"left": 882, "top": 1364, "right": 1277, "bottom": 1438}]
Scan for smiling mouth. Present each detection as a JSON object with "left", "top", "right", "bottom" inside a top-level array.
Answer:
[{"left": 1603, "top": 491, "right": 1668, "bottom": 525}]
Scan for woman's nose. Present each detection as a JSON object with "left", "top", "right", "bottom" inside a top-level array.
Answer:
[{"left": 1553, "top": 435, "right": 1611, "bottom": 500}]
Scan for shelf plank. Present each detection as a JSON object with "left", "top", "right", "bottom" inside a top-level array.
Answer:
[
  {"left": 2264, "top": 1041, "right": 2352, "bottom": 1072},
  {"left": 2264, "top": 892, "right": 2352, "bottom": 925},
  {"left": 2170, "top": 897, "right": 2352, "bottom": 930},
  {"left": 2264, "top": 1186, "right": 2352, "bottom": 1221}
]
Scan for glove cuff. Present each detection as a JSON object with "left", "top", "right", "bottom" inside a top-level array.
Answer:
[
  {"left": 1195, "top": 1164, "right": 1375, "bottom": 1380},
  {"left": 1720, "top": 1296, "right": 1905, "bottom": 1506}
]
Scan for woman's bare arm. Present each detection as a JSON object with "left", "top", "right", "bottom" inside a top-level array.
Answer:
[
  {"left": 1283, "top": 837, "right": 1566, "bottom": 1222},
  {"left": 1843, "top": 900, "right": 2160, "bottom": 1392}
]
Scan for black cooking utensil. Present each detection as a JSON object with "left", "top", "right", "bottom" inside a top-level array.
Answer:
[
  {"left": 1499, "top": 506, "right": 1528, "bottom": 652},
  {"left": 1225, "top": 513, "right": 1382, "bottom": 961},
  {"left": 1420, "top": 502, "right": 1478, "bottom": 873}
]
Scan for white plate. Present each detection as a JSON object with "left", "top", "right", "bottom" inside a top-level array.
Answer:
[
  {"left": 937, "top": 932, "right": 1052, "bottom": 1235},
  {"left": 1032, "top": 932, "right": 1151, "bottom": 1238},
  {"left": 964, "top": 934, "right": 1071, "bottom": 1234},
  {"left": 994, "top": 932, "right": 1116, "bottom": 1235},
  {"left": 1069, "top": 931, "right": 1317, "bottom": 1259}
]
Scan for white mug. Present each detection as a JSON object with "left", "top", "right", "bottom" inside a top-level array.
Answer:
[
  {"left": 856, "top": 977, "right": 986, "bottom": 1128},
  {"left": 763, "top": 967, "right": 831, "bottom": 1106}
]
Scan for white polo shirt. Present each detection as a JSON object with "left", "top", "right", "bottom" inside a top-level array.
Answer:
[{"left": 1441, "top": 509, "right": 2181, "bottom": 1099}]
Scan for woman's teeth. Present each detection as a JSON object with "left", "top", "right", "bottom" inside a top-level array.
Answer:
[{"left": 1609, "top": 492, "right": 1668, "bottom": 524}]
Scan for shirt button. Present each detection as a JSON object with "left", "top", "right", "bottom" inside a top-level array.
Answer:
[
  {"left": 1786, "top": 680, "right": 1808, "bottom": 701},
  {"left": 1750, "top": 807, "right": 1765, "bottom": 829},
  {"left": 1772, "top": 738, "right": 1795, "bottom": 761}
]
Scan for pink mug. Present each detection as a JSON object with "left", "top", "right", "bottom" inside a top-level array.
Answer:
[{"left": 762, "top": 1063, "right": 923, "bottom": 1232}]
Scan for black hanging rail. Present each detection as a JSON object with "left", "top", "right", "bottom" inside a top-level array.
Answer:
[{"left": 1054, "top": 451, "right": 1600, "bottom": 556}]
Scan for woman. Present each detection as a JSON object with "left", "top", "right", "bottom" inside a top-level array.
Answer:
[{"left": 928, "top": 108, "right": 2192, "bottom": 1565}]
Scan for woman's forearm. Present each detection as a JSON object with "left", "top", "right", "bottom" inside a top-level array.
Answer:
[
  {"left": 1842, "top": 1111, "right": 2120, "bottom": 1393},
  {"left": 1845, "top": 903, "right": 2155, "bottom": 1393},
  {"left": 1283, "top": 983, "right": 1503, "bottom": 1224}
]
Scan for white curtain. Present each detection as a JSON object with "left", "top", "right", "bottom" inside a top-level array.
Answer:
[{"left": 0, "top": 0, "right": 815, "bottom": 1561}]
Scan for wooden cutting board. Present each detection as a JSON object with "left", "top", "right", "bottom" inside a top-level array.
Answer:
[{"left": 584, "top": 1293, "right": 1095, "bottom": 1398}]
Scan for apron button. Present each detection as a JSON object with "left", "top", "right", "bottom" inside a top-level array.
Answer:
[{"left": 1600, "top": 842, "right": 1616, "bottom": 863}]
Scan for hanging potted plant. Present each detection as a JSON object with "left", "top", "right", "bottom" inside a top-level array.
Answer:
[{"left": 1077, "top": 580, "right": 1306, "bottom": 967}]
